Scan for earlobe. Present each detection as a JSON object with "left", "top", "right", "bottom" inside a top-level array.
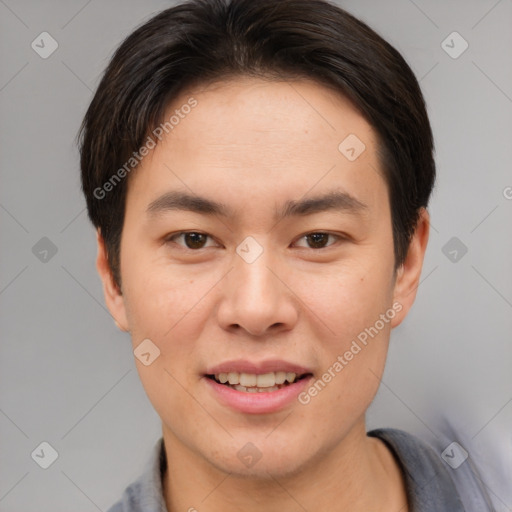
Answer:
[
  {"left": 391, "top": 208, "right": 430, "bottom": 328},
  {"left": 95, "top": 229, "right": 130, "bottom": 332}
]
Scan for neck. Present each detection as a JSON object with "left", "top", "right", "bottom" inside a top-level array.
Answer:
[{"left": 161, "top": 420, "right": 408, "bottom": 512}]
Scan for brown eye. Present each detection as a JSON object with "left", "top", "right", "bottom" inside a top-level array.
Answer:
[
  {"left": 305, "top": 233, "right": 330, "bottom": 249},
  {"left": 299, "top": 232, "right": 343, "bottom": 249},
  {"left": 183, "top": 232, "right": 207, "bottom": 249},
  {"left": 167, "top": 232, "right": 215, "bottom": 249}
]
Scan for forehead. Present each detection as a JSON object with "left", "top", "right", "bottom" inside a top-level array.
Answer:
[
  {"left": 168, "top": 77, "right": 376, "bottom": 157},
  {"left": 128, "top": 77, "right": 386, "bottom": 213}
]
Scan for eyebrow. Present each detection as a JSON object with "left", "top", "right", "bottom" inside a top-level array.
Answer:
[{"left": 146, "top": 190, "right": 368, "bottom": 221}]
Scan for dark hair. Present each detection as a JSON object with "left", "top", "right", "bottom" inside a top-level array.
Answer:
[{"left": 78, "top": 0, "right": 435, "bottom": 290}]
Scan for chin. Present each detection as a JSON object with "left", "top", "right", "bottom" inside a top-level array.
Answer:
[{"left": 201, "top": 436, "right": 314, "bottom": 481}]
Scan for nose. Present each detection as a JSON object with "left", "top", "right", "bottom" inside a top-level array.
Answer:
[{"left": 216, "top": 246, "right": 299, "bottom": 337}]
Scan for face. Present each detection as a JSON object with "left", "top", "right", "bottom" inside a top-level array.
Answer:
[{"left": 98, "top": 77, "right": 428, "bottom": 479}]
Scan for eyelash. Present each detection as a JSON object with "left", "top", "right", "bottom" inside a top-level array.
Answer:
[{"left": 165, "top": 231, "right": 346, "bottom": 251}]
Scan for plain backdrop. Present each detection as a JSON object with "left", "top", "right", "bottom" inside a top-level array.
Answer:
[{"left": 1, "top": 0, "right": 511, "bottom": 511}]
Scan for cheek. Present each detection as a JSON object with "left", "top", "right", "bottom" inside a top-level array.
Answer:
[
  {"left": 122, "top": 243, "right": 394, "bottom": 359},
  {"left": 293, "top": 259, "right": 394, "bottom": 343},
  {"left": 120, "top": 243, "right": 212, "bottom": 338},
  {"left": 291, "top": 259, "right": 393, "bottom": 407},
  {"left": 121, "top": 263, "right": 214, "bottom": 418},
  {"left": 297, "top": 278, "right": 391, "bottom": 429}
]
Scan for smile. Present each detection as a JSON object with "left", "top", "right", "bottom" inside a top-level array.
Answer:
[{"left": 206, "top": 371, "right": 312, "bottom": 393}]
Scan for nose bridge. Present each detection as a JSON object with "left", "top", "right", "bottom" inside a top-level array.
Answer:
[
  {"left": 233, "top": 245, "right": 279, "bottom": 308},
  {"left": 217, "top": 240, "right": 297, "bottom": 335}
]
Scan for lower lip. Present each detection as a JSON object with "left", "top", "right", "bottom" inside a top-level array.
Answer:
[{"left": 204, "top": 375, "right": 313, "bottom": 414}]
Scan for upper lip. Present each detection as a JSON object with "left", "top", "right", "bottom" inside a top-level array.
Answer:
[{"left": 205, "top": 359, "right": 312, "bottom": 376}]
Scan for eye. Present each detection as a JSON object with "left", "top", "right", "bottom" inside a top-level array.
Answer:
[
  {"left": 165, "top": 231, "right": 218, "bottom": 250},
  {"left": 165, "top": 231, "right": 344, "bottom": 251},
  {"left": 294, "top": 232, "right": 343, "bottom": 249}
]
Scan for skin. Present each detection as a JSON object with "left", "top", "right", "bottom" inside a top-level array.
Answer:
[{"left": 96, "top": 77, "right": 430, "bottom": 512}]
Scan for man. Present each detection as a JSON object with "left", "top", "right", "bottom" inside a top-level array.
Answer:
[{"left": 78, "top": 0, "right": 492, "bottom": 510}]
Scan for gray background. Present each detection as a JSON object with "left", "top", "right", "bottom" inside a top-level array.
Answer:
[{"left": 1, "top": 0, "right": 511, "bottom": 510}]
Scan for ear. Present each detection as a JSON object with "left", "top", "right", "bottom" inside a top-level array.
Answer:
[
  {"left": 390, "top": 208, "right": 430, "bottom": 328},
  {"left": 95, "top": 229, "right": 130, "bottom": 332}
]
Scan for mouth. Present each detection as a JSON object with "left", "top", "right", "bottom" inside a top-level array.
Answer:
[{"left": 205, "top": 371, "right": 313, "bottom": 393}]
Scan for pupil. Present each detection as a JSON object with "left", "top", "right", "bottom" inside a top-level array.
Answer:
[
  {"left": 307, "top": 233, "right": 328, "bottom": 248},
  {"left": 185, "top": 232, "right": 206, "bottom": 249}
]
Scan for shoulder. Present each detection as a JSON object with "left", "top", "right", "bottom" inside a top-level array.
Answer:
[
  {"left": 367, "top": 427, "right": 495, "bottom": 512},
  {"left": 106, "top": 438, "right": 167, "bottom": 512}
]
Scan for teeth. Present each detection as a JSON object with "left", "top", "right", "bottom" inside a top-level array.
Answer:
[
  {"left": 256, "top": 372, "right": 275, "bottom": 387},
  {"left": 234, "top": 384, "right": 280, "bottom": 393},
  {"left": 227, "top": 372, "right": 239, "bottom": 385},
  {"left": 214, "top": 371, "right": 300, "bottom": 387},
  {"left": 286, "top": 372, "right": 296, "bottom": 383},
  {"left": 240, "top": 373, "right": 257, "bottom": 387},
  {"left": 275, "top": 371, "right": 286, "bottom": 384}
]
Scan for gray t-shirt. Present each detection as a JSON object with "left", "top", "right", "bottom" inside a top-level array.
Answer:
[{"left": 106, "top": 428, "right": 494, "bottom": 512}]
